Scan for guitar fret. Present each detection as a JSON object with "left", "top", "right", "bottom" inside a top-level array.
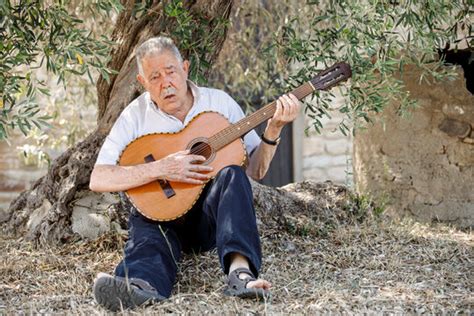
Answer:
[{"left": 210, "top": 73, "right": 347, "bottom": 151}]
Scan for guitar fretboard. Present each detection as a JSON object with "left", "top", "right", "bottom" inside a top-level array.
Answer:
[{"left": 209, "top": 82, "right": 315, "bottom": 150}]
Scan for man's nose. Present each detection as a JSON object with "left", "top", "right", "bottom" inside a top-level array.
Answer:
[
  {"left": 162, "top": 74, "right": 173, "bottom": 85},
  {"left": 159, "top": 78, "right": 171, "bottom": 91}
]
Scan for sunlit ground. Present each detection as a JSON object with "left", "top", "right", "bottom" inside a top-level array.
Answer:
[{"left": 1, "top": 216, "right": 472, "bottom": 314}]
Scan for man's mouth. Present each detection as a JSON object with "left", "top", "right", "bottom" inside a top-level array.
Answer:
[{"left": 162, "top": 87, "right": 177, "bottom": 100}]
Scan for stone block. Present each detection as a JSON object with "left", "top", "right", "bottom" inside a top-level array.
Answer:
[
  {"left": 441, "top": 103, "right": 473, "bottom": 121},
  {"left": 325, "top": 139, "right": 352, "bottom": 156},
  {"left": 303, "top": 154, "right": 348, "bottom": 169},
  {"left": 303, "top": 137, "right": 325, "bottom": 157},
  {"left": 0, "top": 175, "right": 25, "bottom": 191},
  {"left": 321, "top": 130, "right": 349, "bottom": 140},
  {"left": 303, "top": 167, "right": 327, "bottom": 181},
  {"left": 72, "top": 207, "right": 110, "bottom": 240}
]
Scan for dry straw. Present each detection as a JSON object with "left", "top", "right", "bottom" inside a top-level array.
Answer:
[{"left": 1, "top": 183, "right": 472, "bottom": 314}]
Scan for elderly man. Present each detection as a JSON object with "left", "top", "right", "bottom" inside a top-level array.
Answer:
[{"left": 89, "top": 36, "right": 300, "bottom": 311}]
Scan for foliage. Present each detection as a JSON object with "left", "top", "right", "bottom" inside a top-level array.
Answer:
[
  {"left": 16, "top": 75, "right": 98, "bottom": 167},
  {"left": 9, "top": 0, "right": 231, "bottom": 166},
  {"left": 213, "top": 0, "right": 472, "bottom": 135},
  {"left": 210, "top": 1, "right": 297, "bottom": 114},
  {"left": 4, "top": 0, "right": 473, "bottom": 164},
  {"left": 347, "top": 192, "right": 388, "bottom": 221},
  {"left": 272, "top": 0, "right": 473, "bottom": 135},
  {"left": 163, "top": 0, "right": 230, "bottom": 85},
  {"left": 0, "top": 0, "right": 122, "bottom": 140}
]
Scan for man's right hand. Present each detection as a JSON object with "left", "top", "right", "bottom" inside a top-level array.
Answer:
[
  {"left": 89, "top": 150, "right": 213, "bottom": 192},
  {"left": 154, "top": 150, "right": 213, "bottom": 184}
]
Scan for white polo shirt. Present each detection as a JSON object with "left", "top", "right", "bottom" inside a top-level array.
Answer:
[{"left": 95, "top": 81, "right": 261, "bottom": 165}]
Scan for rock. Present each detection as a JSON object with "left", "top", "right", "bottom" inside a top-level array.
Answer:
[
  {"left": 70, "top": 192, "right": 119, "bottom": 239},
  {"left": 438, "top": 118, "right": 471, "bottom": 138},
  {"left": 71, "top": 207, "right": 110, "bottom": 240}
]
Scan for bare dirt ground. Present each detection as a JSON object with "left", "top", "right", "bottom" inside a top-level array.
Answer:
[{"left": 1, "top": 214, "right": 472, "bottom": 314}]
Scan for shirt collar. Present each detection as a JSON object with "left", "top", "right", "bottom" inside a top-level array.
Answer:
[{"left": 187, "top": 80, "right": 200, "bottom": 105}]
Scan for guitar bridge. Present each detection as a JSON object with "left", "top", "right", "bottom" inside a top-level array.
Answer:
[{"left": 144, "top": 154, "right": 176, "bottom": 199}]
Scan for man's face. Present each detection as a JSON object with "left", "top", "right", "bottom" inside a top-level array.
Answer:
[{"left": 137, "top": 50, "right": 190, "bottom": 113}]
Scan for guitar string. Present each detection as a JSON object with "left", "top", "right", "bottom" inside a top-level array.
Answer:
[
  {"left": 212, "top": 102, "right": 276, "bottom": 147},
  {"left": 185, "top": 82, "right": 316, "bottom": 156},
  {"left": 208, "top": 81, "right": 314, "bottom": 149},
  {"left": 187, "top": 104, "right": 275, "bottom": 157},
  {"left": 202, "top": 106, "right": 273, "bottom": 152},
  {"left": 208, "top": 101, "right": 276, "bottom": 151},
  {"left": 209, "top": 80, "right": 315, "bottom": 148},
  {"left": 187, "top": 104, "right": 291, "bottom": 155},
  {"left": 184, "top": 81, "right": 327, "bottom": 157}
]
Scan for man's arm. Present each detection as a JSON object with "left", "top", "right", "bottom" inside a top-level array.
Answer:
[
  {"left": 246, "top": 93, "right": 301, "bottom": 180},
  {"left": 89, "top": 150, "right": 213, "bottom": 192}
]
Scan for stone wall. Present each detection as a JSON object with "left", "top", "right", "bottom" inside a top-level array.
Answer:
[
  {"left": 353, "top": 65, "right": 474, "bottom": 228},
  {"left": 302, "top": 94, "right": 353, "bottom": 185}
]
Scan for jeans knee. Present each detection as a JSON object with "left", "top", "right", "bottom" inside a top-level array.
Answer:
[
  {"left": 216, "top": 165, "right": 244, "bottom": 178},
  {"left": 214, "top": 165, "right": 247, "bottom": 184},
  {"left": 212, "top": 165, "right": 248, "bottom": 189}
]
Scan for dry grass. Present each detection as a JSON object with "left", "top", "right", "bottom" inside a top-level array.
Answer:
[{"left": 1, "top": 216, "right": 473, "bottom": 314}]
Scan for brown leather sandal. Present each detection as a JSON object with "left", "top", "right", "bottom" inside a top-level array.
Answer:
[{"left": 224, "top": 267, "right": 270, "bottom": 300}]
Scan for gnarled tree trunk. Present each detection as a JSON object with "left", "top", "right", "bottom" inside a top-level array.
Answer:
[{"left": 2, "top": 0, "right": 234, "bottom": 245}]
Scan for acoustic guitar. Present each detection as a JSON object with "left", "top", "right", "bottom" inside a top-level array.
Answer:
[{"left": 119, "top": 62, "right": 352, "bottom": 221}]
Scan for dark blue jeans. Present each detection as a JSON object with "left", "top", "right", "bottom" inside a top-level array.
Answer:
[{"left": 115, "top": 165, "right": 262, "bottom": 297}]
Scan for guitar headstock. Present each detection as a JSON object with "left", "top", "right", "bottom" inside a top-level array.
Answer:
[{"left": 310, "top": 62, "right": 352, "bottom": 91}]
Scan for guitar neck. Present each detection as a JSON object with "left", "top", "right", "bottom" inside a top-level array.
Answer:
[
  {"left": 210, "top": 82, "right": 315, "bottom": 150},
  {"left": 208, "top": 62, "right": 352, "bottom": 150}
]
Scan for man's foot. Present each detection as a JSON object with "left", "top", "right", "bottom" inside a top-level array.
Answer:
[
  {"left": 224, "top": 267, "right": 271, "bottom": 300},
  {"left": 93, "top": 273, "right": 165, "bottom": 311}
]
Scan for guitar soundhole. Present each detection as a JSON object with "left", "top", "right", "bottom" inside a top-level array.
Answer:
[{"left": 188, "top": 138, "right": 215, "bottom": 164}]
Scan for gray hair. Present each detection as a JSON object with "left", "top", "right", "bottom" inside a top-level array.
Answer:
[{"left": 135, "top": 36, "right": 183, "bottom": 76}]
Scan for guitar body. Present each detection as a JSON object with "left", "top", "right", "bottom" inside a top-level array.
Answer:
[{"left": 119, "top": 111, "right": 246, "bottom": 221}]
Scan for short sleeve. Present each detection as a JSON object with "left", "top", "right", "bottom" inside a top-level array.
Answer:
[{"left": 95, "top": 109, "right": 138, "bottom": 165}]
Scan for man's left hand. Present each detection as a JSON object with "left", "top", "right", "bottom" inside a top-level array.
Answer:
[{"left": 267, "top": 93, "right": 301, "bottom": 131}]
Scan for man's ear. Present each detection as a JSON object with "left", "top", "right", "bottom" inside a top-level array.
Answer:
[
  {"left": 137, "top": 74, "right": 145, "bottom": 87},
  {"left": 183, "top": 60, "right": 190, "bottom": 75}
]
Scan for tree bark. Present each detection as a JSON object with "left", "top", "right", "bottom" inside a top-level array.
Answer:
[{"left": 2, "top": 0, "right": 234, "bottom": 245}]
